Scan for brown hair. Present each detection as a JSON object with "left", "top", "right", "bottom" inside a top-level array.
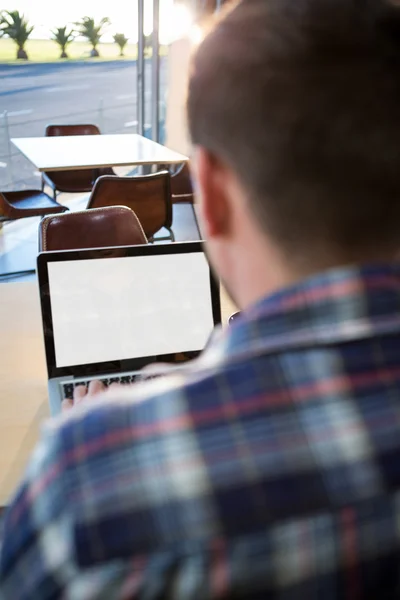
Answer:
[{"left": 187, "top": 0, "right": 400, "bottom": 264}]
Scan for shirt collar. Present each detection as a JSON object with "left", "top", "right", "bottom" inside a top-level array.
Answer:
[{"left": 211, "top": 263, "right": 400, "bottom": 363}]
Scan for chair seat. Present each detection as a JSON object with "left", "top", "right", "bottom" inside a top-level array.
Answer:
[
  {"left": 43, "top": 173, "right": 93, "bottom": 194},
  {"left": 172, "top": 193, "right": 194, "bottom": 204},
  {"left": 0, "top": 190, "right": 68, "bottom": 220},
  {"left": 43, "top": 168, "right": 115, "bottom": 195}
]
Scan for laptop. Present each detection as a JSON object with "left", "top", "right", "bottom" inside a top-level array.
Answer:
[{"left": 37, "top": 242, "right": 221, "bottom": 415}]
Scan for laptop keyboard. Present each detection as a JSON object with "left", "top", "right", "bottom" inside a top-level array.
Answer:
[{"left": 62, "top": 374, "right": 139, "bottom": 400}]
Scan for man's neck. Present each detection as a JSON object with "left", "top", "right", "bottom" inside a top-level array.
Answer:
[{"left": 227, "top": 234, "right": 301, "bottom": 311}]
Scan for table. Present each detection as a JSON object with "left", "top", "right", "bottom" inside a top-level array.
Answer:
[
  {"left": 11, "top": 134, "right": 188, "bottom": 172},
  {"left": 0, "top": 281, "right": 237, "bottom": 505}
]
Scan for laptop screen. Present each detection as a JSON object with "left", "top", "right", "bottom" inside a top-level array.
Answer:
[{"left": 46, "top": 251, "right": 216, "bottom": 370}]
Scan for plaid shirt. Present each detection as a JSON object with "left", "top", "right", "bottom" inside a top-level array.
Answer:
[{"left": 2, "top": 264, "right": 400, "bottom": 599}]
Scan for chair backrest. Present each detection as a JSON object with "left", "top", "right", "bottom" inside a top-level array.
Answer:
[
  {"left": 87, "top": 172, "right": 172, "bottom": 239},
  {"left": 44, "top": 124, "right": 113, "bottom": 194},
  {"left": 45, "top": 124, "right": 102, "bottom": 137},
  {"left": 39, "top": 205, "right": 147, "bottom": 252}
]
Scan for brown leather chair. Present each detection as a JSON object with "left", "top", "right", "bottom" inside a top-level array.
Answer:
[
  {"left": 42, "top": 124, "right": 115, "bottom": 198},
  {"left": 39, "top": 205, "right": 147, "bottom": 252},
  {"left": 0, "top": 189, "right": 68, "bottom": 222},
  {"left": 171, "top": 163, "right": 194, "bottom": 204},
  {"left": 87, "top": 171, "right": 174, "bottom": 242}
]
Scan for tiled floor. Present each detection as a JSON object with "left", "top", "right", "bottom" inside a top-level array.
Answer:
[{"left": 0, "top": 193, "right": 200, "bottom": 281}]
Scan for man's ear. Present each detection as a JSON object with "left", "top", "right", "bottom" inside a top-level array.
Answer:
[{"left": 193, "top": 146, "right": 231, "bottom": 238}]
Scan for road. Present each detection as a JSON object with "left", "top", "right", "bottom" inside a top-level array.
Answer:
[{"left": 0, "top": 60, "right": 167, "bottom": 190}]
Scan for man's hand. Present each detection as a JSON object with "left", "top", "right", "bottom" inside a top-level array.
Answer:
[
  {"left": 62, "top": 380, "right": 122, "bottom": 413},
  {"left": 61, "top": 364, "right": 176, "bottom": 413}
]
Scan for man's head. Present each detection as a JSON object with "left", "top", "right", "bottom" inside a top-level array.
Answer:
[{"left": 187, "top": 0, "right": 400, "bottom": 308}]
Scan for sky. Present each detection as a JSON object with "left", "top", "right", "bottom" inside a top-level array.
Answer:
[{"left": 4, "top": 0, "right": 194, "bottom": 44}]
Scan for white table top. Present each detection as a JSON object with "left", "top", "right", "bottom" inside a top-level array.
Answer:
[
  {"left": 0, "top": 280, "right": 236, "bottom": 506},
  {"left": 11, "top": 134, "right": 188, "bottom": 172}
]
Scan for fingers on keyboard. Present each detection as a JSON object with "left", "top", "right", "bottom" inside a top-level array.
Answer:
[{"left": 62, "top": 375, "right": 137, "bottom": 401}]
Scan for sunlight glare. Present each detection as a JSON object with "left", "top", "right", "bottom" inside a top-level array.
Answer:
[
  {"left": 189, "top": 24, "right": 204, "bottom": 46},
  {"left": 164, "top": 3, "right": 194, "bottom": 44}
]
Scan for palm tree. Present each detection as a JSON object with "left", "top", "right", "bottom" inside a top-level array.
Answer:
[
  {"left": 0, "top": 10, "right": 34, "bottom": 60},
  {"left": 75, "top": 17, "right": 110, "bottom": 57},
  {"left": 144, "top": 33, "right": 153, "bottom": 57},
  {"left": 52, "top": 27, "right": 75, "bottom": 59},
  {"left": 114, "top": 33, "right": 128, "bottom": 57}
]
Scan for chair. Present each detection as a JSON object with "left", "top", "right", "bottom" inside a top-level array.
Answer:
[
  {"left": 39, "top": 205, "right": 147, "bottom": 252},
  {"left": 0, "top": 189, "right": 68, "bottom": 223},
  {"left": 170, "top": 163, "right": 201, "bottom": 237},
  {"left": 87, "top": 171, "right": 175, "bottom": 242},
  {"left": 171, "top": 163, "right": 194, "bottom": 204},
  {"left": 42, "top": 124, "right": 115, "bottom": 199}
]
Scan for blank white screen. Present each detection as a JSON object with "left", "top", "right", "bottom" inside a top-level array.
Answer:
[{"left": 47, "top": 253, "right": 215, "bottom": 368}]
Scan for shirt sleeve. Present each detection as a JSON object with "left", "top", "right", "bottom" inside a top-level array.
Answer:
[
  {"left": 0, "top": 412, "right": 163, "bottom": 600},
  {"left": 0, "top": 421, "right": 74, "bottom": 599}
]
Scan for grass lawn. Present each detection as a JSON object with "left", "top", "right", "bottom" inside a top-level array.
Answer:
[{"left": 0, "top": 38, "right": 141, "bottom": 63}]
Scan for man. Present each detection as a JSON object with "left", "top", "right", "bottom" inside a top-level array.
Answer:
[{"left": 2, "top": 0, "right": 400, "bottom": 597}]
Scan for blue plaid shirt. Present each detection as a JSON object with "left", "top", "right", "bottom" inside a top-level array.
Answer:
[{"left": 2, "top": 263, "right": 400, "bottom": 599}]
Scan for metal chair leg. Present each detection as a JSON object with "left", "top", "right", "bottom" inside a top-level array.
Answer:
[
  {"left": 191, "top": 204, "right": 201, "bottom": 239},
  {"left": 149, "top": 229, "right": 175, "bottom": 243}
]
